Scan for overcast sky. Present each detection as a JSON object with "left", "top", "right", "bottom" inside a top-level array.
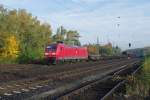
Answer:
[{"left": 0, "top": 0, "right": 150, "bottom": 50}]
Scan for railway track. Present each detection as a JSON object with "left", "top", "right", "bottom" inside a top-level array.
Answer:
[
  {"left": 56, "top": 60, "right": 141, "bottom": 100},
  {"left": 0, "top": 58, "right": 141, "bottom": 100},
  {"left": 0, "top": 58, "right": 125, "bottom": 83}
]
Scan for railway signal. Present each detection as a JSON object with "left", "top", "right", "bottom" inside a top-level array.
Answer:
[{"left": 129, "top": 43, "right": 131, "bottom": 48}]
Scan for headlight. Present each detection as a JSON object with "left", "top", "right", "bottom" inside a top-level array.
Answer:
[
  {"left": 45, "top": 53, "right": 49, "bottom": 55},
  {"left": 52, "top": 53, "right": 56, "bottom": 55}
]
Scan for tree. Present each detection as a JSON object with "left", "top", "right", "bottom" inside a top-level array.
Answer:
[
  {"left": 0, "top": 5, "right": 52, "bottom": 63},
  {"left": 87, "top": 44, "right": 99, "bottom": 55},
  {"left": 52, "top": 26, "right": 81, "bottom": 46},
  {"left": 52, "top": 26, "right": 67, "bottom": 42},
  {"left": 65, "top": 30, "right": 80, "bottom": 45},
  {"left": 15, "top": 9, "right": 52, "bottom": 62}
]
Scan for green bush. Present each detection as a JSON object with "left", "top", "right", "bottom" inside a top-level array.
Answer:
[{"left": 18, "top": 48, "right": 44, "bottom": 63}]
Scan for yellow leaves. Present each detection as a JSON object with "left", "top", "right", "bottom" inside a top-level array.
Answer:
[
  {"left": 87, "top": 45, "right": 99, "bottom": 55},
  {"left": 0, "top": 35, "right": 20, "bottom": 58}
]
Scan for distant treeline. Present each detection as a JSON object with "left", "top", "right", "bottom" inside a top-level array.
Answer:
[{"left": 86, "top": 43, "right": 121, "bottom": 56}]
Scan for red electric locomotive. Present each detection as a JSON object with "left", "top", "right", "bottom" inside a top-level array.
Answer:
[{"left": 44, "top": 43, "right": 88, "bottom": 64}]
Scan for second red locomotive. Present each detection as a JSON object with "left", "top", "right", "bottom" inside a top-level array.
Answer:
[{"left": 45, "top": 43, "right": 88, "bottom": 64}]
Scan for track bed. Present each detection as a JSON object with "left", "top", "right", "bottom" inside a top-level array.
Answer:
[{"left": 0, "top": 58, "right": 141, "bottom": 100}]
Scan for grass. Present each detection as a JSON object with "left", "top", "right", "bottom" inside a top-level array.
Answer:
[
  {"left": 0, "top": 56, "right": 18, "bottom": 64},
  {"left": 125, "top": 56, "right": 150, "bottom": 99}
]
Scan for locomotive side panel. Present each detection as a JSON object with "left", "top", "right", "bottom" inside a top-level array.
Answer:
[{"left": 45, "top": 43, "right": 89, "bottom": 64}]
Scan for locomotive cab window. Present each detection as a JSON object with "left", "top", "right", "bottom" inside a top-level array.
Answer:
[{"left": 46, "top": 45, "right": 57, "bottom": 51}]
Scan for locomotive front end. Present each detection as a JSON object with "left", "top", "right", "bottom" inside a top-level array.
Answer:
[{"left": 45, "top": 44, "right": 57, "bottom": 64}]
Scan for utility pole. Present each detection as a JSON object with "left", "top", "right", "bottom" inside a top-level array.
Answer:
[
  {"left": 116, "top": 16, "right": 121, "bottom": 47},
  {"left": 97, "top": 36, "right": 100, "bottom": 55},
  {"left": 97, "top": 36, "right": 100, "bottom": 45}
]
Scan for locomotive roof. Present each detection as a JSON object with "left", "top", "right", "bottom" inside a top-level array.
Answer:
[{"left": 47, "top": 43, "right": 86, "bottom": 48}]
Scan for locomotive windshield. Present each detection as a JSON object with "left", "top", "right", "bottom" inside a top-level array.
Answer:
[{"left": 46, "top": 45, "right": 57, "bottom": 51}]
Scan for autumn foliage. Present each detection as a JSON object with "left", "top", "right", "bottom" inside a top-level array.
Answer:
[
  {"left": 0, "top": 35, "right": 20, "bottom": 63},
  {"left": 3, "top": 35, "right": 19, "bottom": 57},
  {"left": 0, "top": 5, "right": 52, "bottom": 63}
]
